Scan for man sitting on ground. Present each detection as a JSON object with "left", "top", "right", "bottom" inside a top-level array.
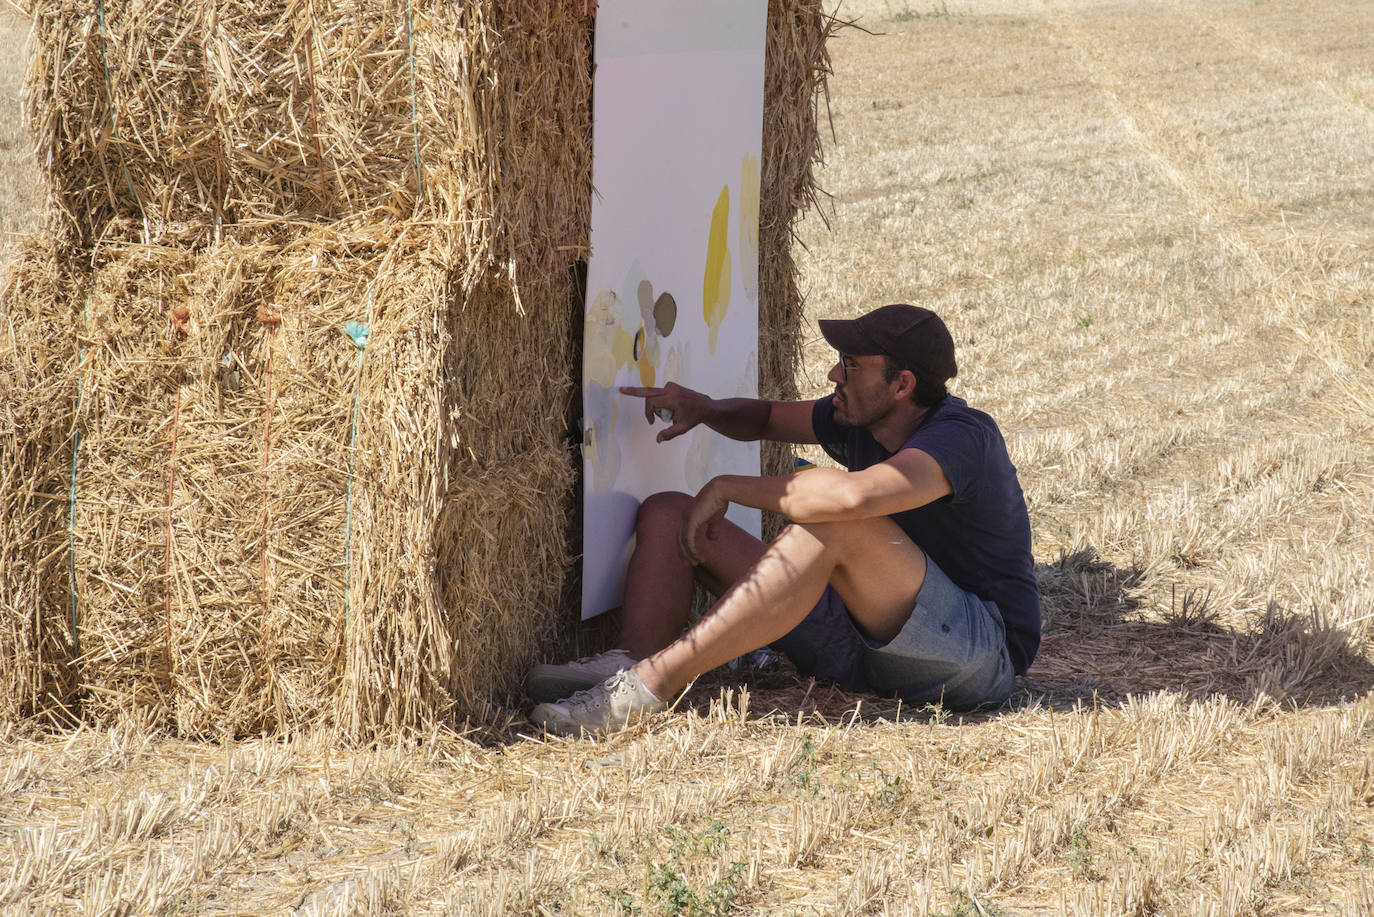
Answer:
[{"left": 529, "top": 304, "right": 1039, "bottom": 735}]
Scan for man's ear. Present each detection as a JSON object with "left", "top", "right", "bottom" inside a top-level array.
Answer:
[{"left": 893, "top": 369, "right": 917, "bottom": 401}]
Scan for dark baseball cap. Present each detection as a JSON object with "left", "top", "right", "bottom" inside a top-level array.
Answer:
[{"left": 818, "top": 304, "right": 958, "bottom": 383}]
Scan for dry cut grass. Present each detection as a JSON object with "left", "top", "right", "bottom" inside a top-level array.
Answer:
[
  {"left": 0, "top": 696, "right": 1371, "bottom": 914},
  {"left": 2, "top": 0, "right": 1373, "bottom": 913}
]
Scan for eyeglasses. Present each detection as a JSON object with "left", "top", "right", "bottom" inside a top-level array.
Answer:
[{"left": 839, "top": 354, "right": 916, "bottom": 388}]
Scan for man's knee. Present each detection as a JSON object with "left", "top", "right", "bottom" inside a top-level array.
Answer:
[
  {"left": 636, "top": 491, "right": 692, "bottom": 534},
  {"left": 782, "top": 516, "right": 892, "bottom": 554}
]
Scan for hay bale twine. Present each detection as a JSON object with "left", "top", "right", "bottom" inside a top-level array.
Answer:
[{"left": 0, "top": 237, "right": 85, "bottom": 721}]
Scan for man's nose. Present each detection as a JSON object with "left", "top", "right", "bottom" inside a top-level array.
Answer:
[{"left": 827, "top": 362, "right": 843, "bottom": 383}]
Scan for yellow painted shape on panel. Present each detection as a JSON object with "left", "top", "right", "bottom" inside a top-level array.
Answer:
[
  {"left": 702, "top": 184, "right": 732, "bottom": 355},
  {"left": 738, "top": 154, "right": 760, "bottom": 303},
  {"left": 630, "top": 325, "right": 654, "bottom": 385},
  {"left": 612, "top": 324, "right": 635, "bottom": 372},
  {"left": 585, "top": 289, "right": 622, "bottom": 388}
]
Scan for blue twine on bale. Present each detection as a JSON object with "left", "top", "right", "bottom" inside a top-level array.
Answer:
[
  {"left": 341, "top": 303, "right": 371, "bottom": 633},
  {"left": 67, "top": 287, "right": 93, "bottom": 656}
]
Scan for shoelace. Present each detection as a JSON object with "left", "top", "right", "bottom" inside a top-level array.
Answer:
[{"left": 561, "top": 670, "right": 636, "bottom": 709}]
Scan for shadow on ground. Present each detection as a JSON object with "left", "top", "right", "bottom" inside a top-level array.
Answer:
[
  {"left": 1024, "top": 547, "right": 1374, "bottom": 710},
  {"left": 670, "top": 546, "right": 1374, "bottom": 726}
]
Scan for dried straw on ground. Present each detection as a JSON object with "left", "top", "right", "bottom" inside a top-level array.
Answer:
[{"left": 2, "top": 0, "right": 835, "bottom": 736}]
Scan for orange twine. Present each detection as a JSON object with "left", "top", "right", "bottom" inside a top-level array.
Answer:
[
  {"left": 259, "top": 308, "right": 278, "bottom": 627},
  {"left": 164, "top": 301, "right": 191, "bottom": 681},
  {"left": 170, "top": 305, "right": 191, "bottom": 335}
]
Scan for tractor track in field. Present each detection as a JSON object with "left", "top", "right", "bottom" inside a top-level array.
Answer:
[
  {"left": 1161, "top": 0, "right": 1374, "bottom": 118},
  {"left": 1040, "top": 0, "right": 1274, "bottom": 229}
]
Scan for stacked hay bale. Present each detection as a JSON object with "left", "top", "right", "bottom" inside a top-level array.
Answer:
[{"left": 0, "top": 0, "right": 833, "bottom": 736}]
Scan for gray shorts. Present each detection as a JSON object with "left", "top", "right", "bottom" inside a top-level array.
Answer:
[{"left": 770, "top": 555, "right": 1015, "bottom": 711}]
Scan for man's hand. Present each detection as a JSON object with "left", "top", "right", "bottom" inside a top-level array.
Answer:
[
  {"left": 620, "top": 382, "right": 713, "bottom": 443},
  {"left": 621, "top": 385, "right": 803, "bottom": 444},
  {"left": 679, "top": 478, "right": 731, "bottom": 565}
]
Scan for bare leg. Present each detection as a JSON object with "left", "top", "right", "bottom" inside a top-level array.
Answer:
[
  {"left": 617, "top": 491, "right": 767, "bottom": 660},
  {"left": 632, "top": 515, "right": 927, "bottom": 699}
]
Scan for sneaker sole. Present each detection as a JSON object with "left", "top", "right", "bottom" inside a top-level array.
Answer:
[{"left": 528, "top": 702, "right": 653, "bottom": 737}]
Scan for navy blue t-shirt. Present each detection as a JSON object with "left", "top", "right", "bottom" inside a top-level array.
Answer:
[{"left": 811, "top": 394, "right": 1040, "bottom": 674}]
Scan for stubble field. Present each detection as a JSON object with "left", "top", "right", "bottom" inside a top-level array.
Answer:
[{"left": 2, "top": 0, "right": 1373, "bottom": 914}]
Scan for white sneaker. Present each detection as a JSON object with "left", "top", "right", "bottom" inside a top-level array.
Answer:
[
  {"left": 525, "top": 649, "right": 637, "bottom": 703},
  {"left": 529, "top": 670, "right": 665, "bottom": 736}
]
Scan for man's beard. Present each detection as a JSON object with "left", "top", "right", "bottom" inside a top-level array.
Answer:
[{"left": 832, "top": 392, "right": 865, "bottom": 428}]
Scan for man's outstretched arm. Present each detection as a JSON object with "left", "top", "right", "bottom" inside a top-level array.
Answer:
[{"left": 620, "top": 382, "right": 818, "bottom": 445}]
